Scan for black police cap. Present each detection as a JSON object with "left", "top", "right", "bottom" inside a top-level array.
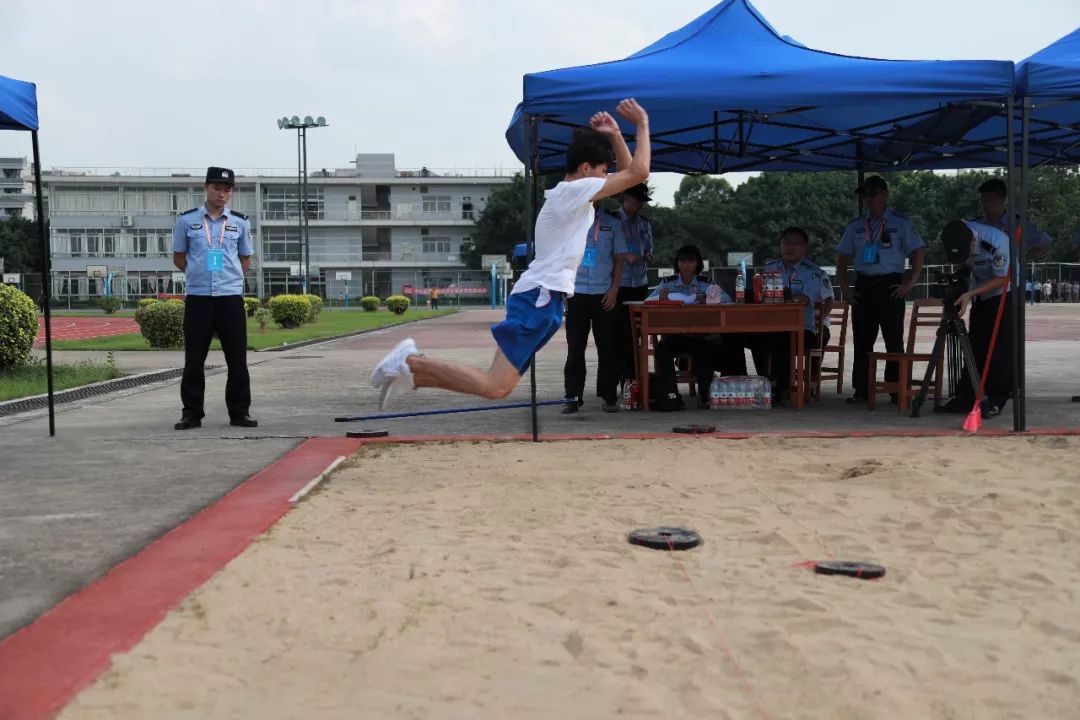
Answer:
[
  {"left": 206, "top": 166, "right": 235, "bottom": 186},
  {"left": 941, "top": 220, "right": 974, "bottom": 263},
  {"left": 854, "top": 175, "right": 888, "bottom": 198},
  {"left": 978, "top": 178, "right": 1007, "bottom": 197}
]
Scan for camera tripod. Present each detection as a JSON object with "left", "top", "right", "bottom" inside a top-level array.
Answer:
[{"left": 910, "top": 306, "right": 986, "bottom": 419}]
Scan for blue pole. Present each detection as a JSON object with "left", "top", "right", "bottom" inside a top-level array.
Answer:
[
  {"left": 334, "top": 399, "right": 563, "bottom": 423},
  {"left": 490, "top": 263, "right": 497, "bottom": 309}
]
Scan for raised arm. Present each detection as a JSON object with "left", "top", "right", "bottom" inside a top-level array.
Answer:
[{"left": 589, "top": 99, "right": 650, "bottom": 201}]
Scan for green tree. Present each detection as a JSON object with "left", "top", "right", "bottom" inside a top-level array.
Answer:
[
  {"left": 462, "top": 173, "right": 560, "bottom": 269},
  {"left": 0, "top": 217, "right": 41, "bottom": 273}
]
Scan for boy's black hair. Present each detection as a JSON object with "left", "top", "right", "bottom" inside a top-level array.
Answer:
[
  {"left": 978, "top": 178, "right": 1007, "bottom": 198},
  {"left": 565, "top": 128, "right": 614, "bottom": 174},
  {"left": 673, "top": 244, "right": 705, "bottom": 275},
  {"left": 781, "top": 226, "right": 810, "bottom": 244}
]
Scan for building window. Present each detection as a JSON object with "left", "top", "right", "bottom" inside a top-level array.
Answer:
[
  {"left": 462, "top": 196, "right": 474, "bottom": 220},
  {"left": 422, "top": 237, "right": 451, "bottom": 255},
  {"left": 261, "top": 185, "right": 324, "bottom": 220},
  {"left": 262, "top": 227, "right": 303, "bottom": 261},
  {"left": 422, "top": 195, "right": 451, "bottom": 213}
]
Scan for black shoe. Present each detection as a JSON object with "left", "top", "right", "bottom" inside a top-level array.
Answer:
[
  {"left": 561, "top": 399, "right": 580, "bottom": 414},
  {"left": 845, "top": 395, "right": 868, "bottom": 405},
  {"left": 1072, "top": 396, "right": 1080, "bottom": 403},
  {"left": 696, "top": 396, "right": 710, "bottom": 410},
  {"left": 890, "top": 394, "right": 900, "bottom": 405},
  {"left": 602, "top": 400, "right": 619, "bottom": 413},
  {"left": 939, "top": 397, "right": 970, "bottom": 414},
  {"left": 174, "top": 415, "right": 201, "bottom": 430},
  {"left": 229, "top": 415, "right": 258, "bottom": 428}
]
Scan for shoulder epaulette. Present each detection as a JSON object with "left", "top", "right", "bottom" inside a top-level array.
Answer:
[
  {"left": 179, "top": 207, "right": 199, "bottom": 216},
  {"left": 229, "top": 210, "right": 248, "bottom": 220},
  {"left": 979, "top": 240, "right": 997, "bottom": 254}
]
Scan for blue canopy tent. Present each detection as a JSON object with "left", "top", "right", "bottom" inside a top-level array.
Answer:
[
  {"left": 506, "top": 0, "right": 1028, "bottom": 435},
  {"left": 1, "top": 73, "right": 56, "bottom": 435}
]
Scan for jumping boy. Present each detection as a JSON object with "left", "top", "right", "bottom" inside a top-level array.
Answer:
[{"left": 370, "top": 99, "right": 651, "bottom": 408}]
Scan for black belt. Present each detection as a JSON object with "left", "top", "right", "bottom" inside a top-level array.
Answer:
[{"left": 855, "top": 273, "right": 903, "bottom": 284}]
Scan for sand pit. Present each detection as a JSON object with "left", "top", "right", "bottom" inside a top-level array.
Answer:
[{"left": 60, "top": 436, "right": 1080, "bottom": 719}]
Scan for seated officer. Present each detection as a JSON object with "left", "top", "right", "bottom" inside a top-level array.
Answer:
[
  {"left": 756, "top": 227, "right": 834, "bottom": 404},
  {"left": 939, "top": 220, "right": 1013, "bottom": 417},
  {"left": 647, "top": 245, "right": 721, "bottom": 409}
]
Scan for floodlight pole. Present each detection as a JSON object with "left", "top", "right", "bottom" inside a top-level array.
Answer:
[{"left": 279, "top": 116, "right": 328, "bottom": 295}]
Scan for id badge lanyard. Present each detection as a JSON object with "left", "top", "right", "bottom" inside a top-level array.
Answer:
[
  {"left": 580, "top": 217, "right": 600, "bottom": 269},
  {"left": 862, "top": 217, "right": 886, "bottom": 264},
  {"left": 204, "top": 215, "right": 226, "bottom": 272}
]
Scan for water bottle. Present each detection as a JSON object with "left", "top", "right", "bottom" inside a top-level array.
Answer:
[
  {"left": 735, "top": 272, "right": 745, "bottom": 303},
  {"left": 622, "top": 381, "right": 632, "bottom": 410},
  {"left": 629, "top": 379, "right": 640, "bottom": 410},
  {"left": 752, "top": 272, "right": 763, "bottom": 304},
  {"left": 710, "top": 377, "right": 722, "bottom": 410}
]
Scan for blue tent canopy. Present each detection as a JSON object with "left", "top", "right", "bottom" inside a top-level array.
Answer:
[
  {"left": 506, "top": 0, "right": 1015, "bottom": 174},
  {"left": 0, "top": 74, "right": 39, "bottom": 131},
  {"left": 1015, "top": 28, "right": 1080, "bottom": 167}
]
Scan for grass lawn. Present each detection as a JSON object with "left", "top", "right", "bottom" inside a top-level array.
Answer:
[
  {"left": 50, "top": 308, "right": 457, "bottom": 351},
  {"left": 0, "top": 360, "right": 123, "bottom": 402}
]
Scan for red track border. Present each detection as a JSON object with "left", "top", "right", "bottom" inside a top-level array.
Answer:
[{"left": 1, "top": 427, "right": 1078, "bottom": 719}]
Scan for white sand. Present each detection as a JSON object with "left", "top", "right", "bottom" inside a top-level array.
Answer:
[{"left": 61, "top": 437, "right": 1080, "bottom": 719}]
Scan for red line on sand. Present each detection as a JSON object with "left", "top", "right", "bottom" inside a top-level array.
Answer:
[
  {"left": 0, "top": 436, "right": 364, "bottom": 720},
  {"left": 3, "top": 426, "right": 1079, "bottom": 719}
]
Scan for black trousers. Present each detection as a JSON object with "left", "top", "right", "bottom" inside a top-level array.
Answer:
[
  {"left": 615, "top": 285, "right": 651, "bottom": 382},
  {"left": 655, "top": 335, "right": 715, "bottom": 401},
  {"left": 181, "top": 295, "right": 250, "bottom": 419},
  {"left": 851, "top": 273, "right": 906, "bottom": 398},
  {"left": 956, "top": 292, "right": 1014, "bottom": 408},
  {"left": 563, "top": 293, "right": 619, "bottom": 404},
  {"left": 740, "top": 329, "right": 827, "bottom": 392}
]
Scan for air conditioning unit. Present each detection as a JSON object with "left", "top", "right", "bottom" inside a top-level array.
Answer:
[{"left": 121, "top": 215, "right": 134, "bottom": 227}]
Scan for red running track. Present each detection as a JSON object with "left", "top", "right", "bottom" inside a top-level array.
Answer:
[{"left": 35, "top": 316, "right": 139, "bottom": 346}]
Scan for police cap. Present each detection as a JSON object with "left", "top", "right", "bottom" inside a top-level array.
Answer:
[
  {"left": 941, "top": 220, "right": 974, "bottom": 264},
  {"left": 206, "top": 167, "right": 235, "bottom": 186}
]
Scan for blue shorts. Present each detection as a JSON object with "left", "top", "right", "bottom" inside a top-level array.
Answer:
[{"left": 491, "top": 287, "right": 565, "bottom": 374}]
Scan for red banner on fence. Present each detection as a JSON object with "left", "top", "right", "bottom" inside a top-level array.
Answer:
[{"left": 401, "top": 285, "right": 488, "bottom": 297}]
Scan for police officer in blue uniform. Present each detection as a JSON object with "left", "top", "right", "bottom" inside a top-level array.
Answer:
[
  {"left": 972, "top": 178, "right": 1051, "bottom": 259},
  {"left": 647, "top": 245, "right": 719, "bottom": 409},
  {"left": 939, "top": 220, "right": 1013, "bottom": 417},
  {"left": 759, "top": 227, "right": 834, "bottom": 404},
  {"left": 562, "top": 207, "right": 628, "bottom": 414},
  {"left": 172, "top": 167, "right": 257, "bottom": 429},
  {"left": 614, "top": 183, "right": 654, "bottom": 385},
  {"left": 836, "top": 176, "right": 926, "bottom": 404}
]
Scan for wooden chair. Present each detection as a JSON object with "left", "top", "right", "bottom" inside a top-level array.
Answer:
[
  {"left": 818, "top": 301, "right": 849, "bottom": 395},
  {"left": 867, "top": 299, "right": 944, "bottom": 412}
]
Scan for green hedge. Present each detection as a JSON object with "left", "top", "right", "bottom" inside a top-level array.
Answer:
[
  {"left": 134, "top": 300, "right": 185, "bottom": 348},
  {"left": 385, "top": 295, "right": 409, "bottom": 315},
  {"left": 137, "top": 298, "right": 159, "bottom": 309},
  {"left": 360, "top": 296, "right": 379, "bottom": 312},
  {"left": 243, "top": 297, "right": 260, "bottom": 317},
  {"left": 0, "top": 284, "right": 39, "bottom": 370},
  {"left": 267, "top": 294, "right": 310, "bottom": 328},
  {"left": 301, "top": 294, "right": 323, "bottom": 323}
]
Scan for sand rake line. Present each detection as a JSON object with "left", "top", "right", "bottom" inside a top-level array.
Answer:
[{"left": 663, "top": 535, "right": 772, "bottom": 720}]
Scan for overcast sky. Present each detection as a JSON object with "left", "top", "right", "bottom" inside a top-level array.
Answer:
[{"left": 2, "top": 0, "right": 1078, "bottom": 205}]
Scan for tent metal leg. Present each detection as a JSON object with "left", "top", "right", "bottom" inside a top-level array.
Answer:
[
  {"left": 32, "top": 131, "right": 55, "bottom": 437},
  {"left": 524, "top": 114, "right": 539, "bottom": 442}
]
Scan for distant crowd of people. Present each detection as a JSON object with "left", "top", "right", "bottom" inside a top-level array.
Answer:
[{"left": 1025, "top": 278, "right": 1080, "bottom": 305}]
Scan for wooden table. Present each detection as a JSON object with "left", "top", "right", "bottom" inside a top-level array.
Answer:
[{"left": 629, "top": 303, "right": 807, "bottom": 411}]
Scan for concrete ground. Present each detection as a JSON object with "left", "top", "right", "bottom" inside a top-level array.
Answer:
[{"left": 2, "top": 304, "right": 1078, "bottom": 641}]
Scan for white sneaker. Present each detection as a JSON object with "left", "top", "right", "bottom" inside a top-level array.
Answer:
[
  {"left": 370, "top": 338, "right": 418, "bottom": 387},
  {"left": 379, "top": 367, "right": 415, "bottom": 410},
  {"left": 371, "top": 338, "right": 419, "bottom": 409}
]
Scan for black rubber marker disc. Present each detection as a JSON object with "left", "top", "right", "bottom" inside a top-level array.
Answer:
[
  {"left": 813, "top": 561, "right": 886, "bottom": 580},
  {"left": 672, "top": 424, "right": 716, "bottom": 434},
  {"left": 628, "top": 527, "right": 702, "bottom": 551},
  {"left": 346, "top": 430, "right": 390, "bottom": 438}
]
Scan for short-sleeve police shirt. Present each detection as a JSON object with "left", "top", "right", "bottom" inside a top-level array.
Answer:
[
  {"left": 837, "top": 208, "right": 925, "bottom": 276},
  {"left": 172, "top": 205, "right": 253, "bottom": 297}
]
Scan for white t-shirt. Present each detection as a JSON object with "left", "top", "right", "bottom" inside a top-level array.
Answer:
[{"left": 511, "top": 176, "right": 607, "bottom": 298}]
